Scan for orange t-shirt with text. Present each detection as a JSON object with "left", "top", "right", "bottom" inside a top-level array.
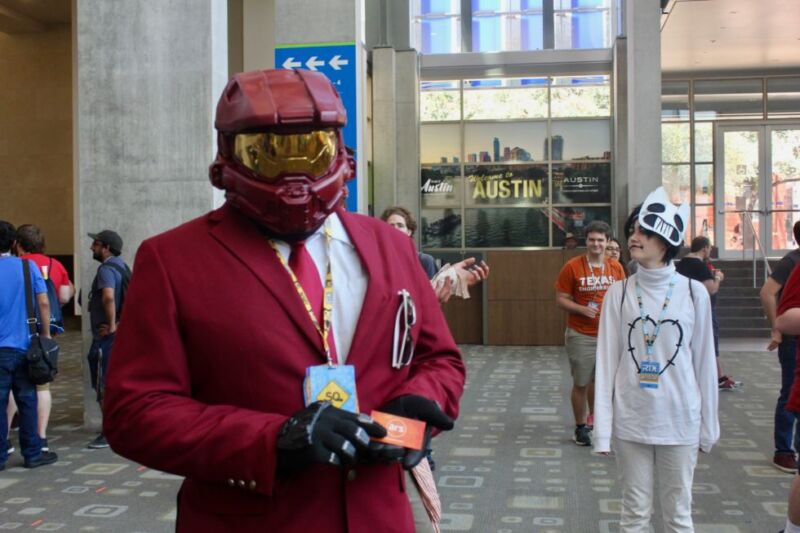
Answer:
[{"left": 554, "top": 255, "right": 626, "bottom": 336}]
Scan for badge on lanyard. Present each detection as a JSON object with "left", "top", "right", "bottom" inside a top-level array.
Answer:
[
  {"left": 304, "top": 364, "right": 359, "bottom": 413},
  {"left": 269, "top": 226, "right": 360, "bottom": 413},
  {"left": 639, "top": 360, "right": 660, "bottom": 389}
]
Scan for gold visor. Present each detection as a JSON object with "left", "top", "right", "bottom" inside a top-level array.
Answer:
[{"left": 233, "top": 129, "right": 337, "bottom": 181}]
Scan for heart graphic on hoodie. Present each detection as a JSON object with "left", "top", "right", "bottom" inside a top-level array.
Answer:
[{"left": 626, "top": 315, "right": 684, "bottom": 375}]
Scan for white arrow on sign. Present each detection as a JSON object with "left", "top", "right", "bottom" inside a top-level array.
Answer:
[
  {"left": 329, "top": 55, "right": 349, "bottom": 70},
  {"left": 306, "top": 56, "right": 325, "bottom": 70},
  {"left": 282, "top": 57, "right": 301, "bottom": 69}
]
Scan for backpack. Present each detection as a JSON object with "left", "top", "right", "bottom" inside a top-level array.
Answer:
[
  {"left": 31, "top": 259, "right": 65, "bottom": 335},
  {"left": 100, "top": 262, "right": 132, "bottom": 317}
]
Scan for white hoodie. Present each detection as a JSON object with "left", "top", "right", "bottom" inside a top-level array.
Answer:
[{"left": 593, "top": 262, "right": 720, "bottom": 453}]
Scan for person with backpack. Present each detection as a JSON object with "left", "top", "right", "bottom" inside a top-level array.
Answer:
[
  {"left": 0, "top": 220, "right": 58, "bottom": 469},
  {"left": 86, "top": 230, "right": 130, "bottom": 449},
  {"left": 594, "top": 187, "right": 719, "bottom": 532},
  {"left": 7, "top": 224, "right": 75, "bottom": 454}
]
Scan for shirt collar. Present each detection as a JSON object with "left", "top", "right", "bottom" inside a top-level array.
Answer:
[{"left": 273, "top": 213, "right": 354, "bottom": 249}]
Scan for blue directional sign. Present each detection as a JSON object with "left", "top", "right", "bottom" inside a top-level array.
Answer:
[{"left": 276, "top": 42, "right": 359, "bottom": 213}]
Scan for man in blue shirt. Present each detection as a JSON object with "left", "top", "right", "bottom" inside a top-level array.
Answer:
[
  {"left": 0, "top": 220, "right": 58, "bottom": 469},
  {"left": 86, "top": 230, "right": 131, "bottom": 449}
]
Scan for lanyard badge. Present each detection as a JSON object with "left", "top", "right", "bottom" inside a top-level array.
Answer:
[
  {"left": 304, "top": 364, "right": 359, "bottom": 413},
  {"left": 269, "top": 226, "right": 359, "bottom": 412},
  {"left": 635, "top": 273, "right": 676, "bottom": 390},
  {"left": 392, "top": 289, "right": 417, "bottom": 369}
]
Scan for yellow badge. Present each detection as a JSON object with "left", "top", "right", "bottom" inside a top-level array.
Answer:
[{"left": 317, "top": 380, "right": 350, "bottom": 409}]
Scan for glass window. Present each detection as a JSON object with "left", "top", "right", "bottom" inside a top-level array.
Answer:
[
  {"left": 550, "top": 120, "right": 610, "bottom": 160},
  {"left": 552, "top": 163, "right": 611, "bottom": 204},
  {"left": 520, "top": 1, "right": 545, "bottom": 51},
  {"left": 662, "top": 81, "right": 689, "bottom": 121},
  {"left": 694, "top": 205, "right": 715, "bottom": 246},
  {"left": 662, "top": 164, "right": 691, "bottom": 204},
  {"left": 421, "top": 166, "right": 462, "bottom": 207},
  {"left": 464, "top": 122, "right": 547, "bottom": 163},
  {"left": 551, "top": 76, "right": 611, "bottom": 117},
  {"left": 465, "top": 208, "right": 549, "bottom": 247},
  {"left": 553, "top": 0, "right": 611, "bottom": 50},
  {"left": 695, "top": 164, "right": 713, "bottom": 205},
  {"left": 662, "top": 123, "right": 690, "bottom": 163},
  {"left": 694, "top": 122, "right": 713, "bottom": 163},
  {"left": 552, "top": 206, "right": 612, "bottom": 246},
  {"left": 465, "top": 164, "right": 549, "bottom": 206},
  {"left": 413, "top": 0, "right": 462, "bottom": 54},
  {"left": 421, "top": 81, "right": 461, "bottom": 122},
  {"left": 421, "top": 208, "right": 462, "bottom": 248},
  {"left": 463, "top": 78, "right": 548, "bottom": 119},
  {"left": 421, "top": 124, "right": 461, "bottom": 164},
  {"left": 767, "top": 77, "right": 800, "bottom": 119},
  {"left": 694, "top": 79, "right": 764, "bottom": 121}
]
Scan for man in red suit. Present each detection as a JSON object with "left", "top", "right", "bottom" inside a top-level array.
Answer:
[{"left": 102, "top": 69, "right": 465, "bottom": 532}]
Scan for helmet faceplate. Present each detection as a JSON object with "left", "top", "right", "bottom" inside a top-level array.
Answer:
[{"left": 210, "top": 69, "right": 354, "bottom": 238}]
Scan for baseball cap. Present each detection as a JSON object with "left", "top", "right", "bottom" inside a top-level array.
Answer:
[
  {"left": 564, "top": 232, "right": 576, "bottom": 240},
  {"left": 88, "top": 230, "right": 123, "bottom": 253}
]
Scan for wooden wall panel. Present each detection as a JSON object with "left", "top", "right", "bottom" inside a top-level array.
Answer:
[
  {"left": 487, "top": 300, "right": 566, "bottom": 345},
  {"left": 442, "top": 292, "right": 483, "bottom": 344}
]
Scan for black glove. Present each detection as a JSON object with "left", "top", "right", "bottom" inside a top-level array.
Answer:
[
  {"left": 371, "top": 395, "right": 454, "bottom": 469},
  {"left": 277, "top": 401, "right": 386, "bottom": 474}
]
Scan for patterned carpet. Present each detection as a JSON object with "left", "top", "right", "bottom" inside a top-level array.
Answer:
[{"left": 0, "top": 330, "right": 791, "bottom": 532}]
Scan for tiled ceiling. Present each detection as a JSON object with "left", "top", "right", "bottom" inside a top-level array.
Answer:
[
  {"left": 0, "top": 0, "right": 70, "bottom": 34},
  {"left": 661, "top": 0, "right": 800, "bottom": 73}
]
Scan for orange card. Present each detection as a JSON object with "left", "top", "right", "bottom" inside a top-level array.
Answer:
[{"left": 370, "top": 411, "right": 426, "bottom": 451}]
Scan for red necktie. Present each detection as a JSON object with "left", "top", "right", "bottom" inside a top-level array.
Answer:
[{"left": 289, "top": 241, "right": 337, "bottom": 362}]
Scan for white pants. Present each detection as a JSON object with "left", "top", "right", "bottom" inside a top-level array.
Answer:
[{"left": 614, "top": 437, "right": 699, "bottom": 533}]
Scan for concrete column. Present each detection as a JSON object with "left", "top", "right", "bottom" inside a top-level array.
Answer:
[
  {"left": 621, "top": 0, "right": 662, "bottom": 210},
  {"left": 75, "top": 0, "right": 227, "bottom": 428},
  {"left": 372, "top": 47, "right": 420, "bottom": 234}
]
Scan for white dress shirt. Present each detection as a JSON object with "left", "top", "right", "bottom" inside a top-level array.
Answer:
[{"left": 271, "top": 213, "right": 368, "bottom": 363}]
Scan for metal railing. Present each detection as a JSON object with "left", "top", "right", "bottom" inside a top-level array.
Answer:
[{"left": 719, "top": 209, "right": 772, "bottom": 288}]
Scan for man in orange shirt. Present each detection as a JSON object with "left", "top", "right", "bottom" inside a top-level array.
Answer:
[{"left": 555, "top": 220, "right": 625, "bottom": 446}]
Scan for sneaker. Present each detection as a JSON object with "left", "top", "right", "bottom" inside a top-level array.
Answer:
[
  {"left": 773, "top": 453, "right": 797, "bottom": 473},
  {"left": 87, "top": 434, "right": 109, "bottom": 449},
  {"left": 574, "top": 425, "right": 592, "bottom": 446},
  {"left": 24, "top": 450, "right": 58, "bottom": 469},
  {"left": 718, "top": 376, "right": 742, "bottom": 391},
  {"left": 40, "top": 438, "right": 48, "bottom": 452},
  {"left": 6, "top": 444, "right": 14, "bottom": 456}
]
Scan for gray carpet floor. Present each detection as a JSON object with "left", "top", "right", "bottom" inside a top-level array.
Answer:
[{"left": 0, "top": 331, "right": 790, "bottom": 532}]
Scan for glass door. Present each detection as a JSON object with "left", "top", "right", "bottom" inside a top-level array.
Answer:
[
  {"left": 767, "top": 126, "right": 800, "bottom": 254},
  {"left": 715, "top": 124, "right": 800, "bottom": 258}
]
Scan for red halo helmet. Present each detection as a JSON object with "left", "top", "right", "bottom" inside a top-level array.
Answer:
[{"left": 210, "top": 69, "right": 355, "bottom": 238}]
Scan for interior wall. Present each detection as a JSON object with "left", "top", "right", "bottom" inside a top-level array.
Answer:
[{"left": 0, "top": 26, "right": 73, "bottom": 255}]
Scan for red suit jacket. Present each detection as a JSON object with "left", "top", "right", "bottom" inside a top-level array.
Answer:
[{"left": 103, "top": 204, "right": 465, "bottom": 532}]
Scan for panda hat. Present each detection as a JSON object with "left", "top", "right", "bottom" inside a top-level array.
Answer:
[{"left": 638, "top": 187, "right": 689, "bottom": 246}]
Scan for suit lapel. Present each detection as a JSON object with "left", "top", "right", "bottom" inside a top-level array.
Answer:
[
  {"left": 337, "top": 210, "right": 392, "bottom": 365},
  {"left": 208, "top": 205, "right": 321, "bottom": 351}
]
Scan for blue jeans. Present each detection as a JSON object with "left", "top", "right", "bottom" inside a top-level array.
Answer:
[
  {"left": 0, "top": 348, "right": 42, "bottom": 464},
  {"left": 775, "top": 336, "right": 800, "bottom": 455}
]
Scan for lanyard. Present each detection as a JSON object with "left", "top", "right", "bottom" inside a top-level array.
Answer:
[
  {"left": 269, "top": 227, "right": 336, "bottom": 366},
  {"left": 584, "top": 255, "right": 606, "bottom": 302},
  {"left": 634, "top": 272, "right": 677, "bottom": 357}
]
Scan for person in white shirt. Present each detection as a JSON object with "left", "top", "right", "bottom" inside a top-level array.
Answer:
[{"left": 594, "top": 187, "right": 719, "bottom": 533}]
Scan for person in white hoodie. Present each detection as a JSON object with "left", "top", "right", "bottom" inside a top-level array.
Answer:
[{"left": 594, "top": 187, "right": 719, "bottom": 533}]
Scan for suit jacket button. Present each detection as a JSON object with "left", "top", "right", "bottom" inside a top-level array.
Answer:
[
  {"left": 237, "top": 480, "right": 246, "bottom": 488},
  {"left": 347, "top": 469, "right": 357, "bottom": 481},
  {"left": 249, "top": 480, "right": 257, "bottom": 490},
  {"left": 227, "top": 478, "right": 235, "bottom": 487}
]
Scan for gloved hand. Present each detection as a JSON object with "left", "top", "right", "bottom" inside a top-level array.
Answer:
[
  {"left": 277, "top": 401, "right": 386, "bottom": 474},
  {"left": 370, "top": 395, "right": 454, "bottom": 469}
]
